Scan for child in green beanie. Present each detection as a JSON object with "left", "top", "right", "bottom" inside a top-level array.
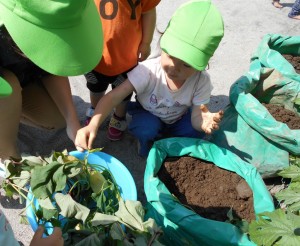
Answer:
[
  {"left": 0, "top": 0, "right": 102, "bottom": 243},
  {"left": 0, "top": 0, "right": 103, "bottom": 161},
  {"left": 75, "top": 0, "right": 225, "bottom": 157}
]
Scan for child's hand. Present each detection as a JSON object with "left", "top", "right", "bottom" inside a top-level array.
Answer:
[
  {"left": 138, "top": 42, "right": 151, "bottom": 62},
  {"left": 199, "top": 105, "right": 223, "bottom": 134},
  {"left": 75, "top": 125, "right": 97, "bottom": 151},
  {"left": 29, "top": 226, "right": 63, "bottom": 246}
]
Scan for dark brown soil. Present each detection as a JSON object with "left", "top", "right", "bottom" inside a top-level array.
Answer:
[
  {"left": 157, "top": 156, "right": 255, "bottom": 222},
  {"left": 282, "top": 54, "right": 300, "bottom": 74},
  {"left": 262, "top": 103, "right": 300, "bottom": 129}
]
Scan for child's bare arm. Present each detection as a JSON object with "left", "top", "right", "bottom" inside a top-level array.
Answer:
[
  {"left": 138, "top": 8, "right": 157, "bottom": 61},
  {"left": 191, "top": 104, "right": 223, "bottom": 134},
  {"left": 75, "top": 80, "right": 135, "bottom": 151}
]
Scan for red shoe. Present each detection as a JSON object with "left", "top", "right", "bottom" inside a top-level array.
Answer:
[{"left": 107, "top": 114, "right": 127, "bottom": 141}]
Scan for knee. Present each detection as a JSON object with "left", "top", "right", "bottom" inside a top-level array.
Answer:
[
  {"left": 129, "top": 123, "right": 160, "bottom": 141},
  {"left": 140, "top": 127, "right": 159, "bottom": 139}
]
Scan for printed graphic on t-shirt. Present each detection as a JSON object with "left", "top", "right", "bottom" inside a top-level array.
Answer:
[
  {"left": 145, "top": 93, "right": 186, "bottom": 122},
  {"left": 149, "top": 94, "right": 157, "bottom": 106},
  {"left": 98, "top": 0, "right": 141, "bottom": 20}
]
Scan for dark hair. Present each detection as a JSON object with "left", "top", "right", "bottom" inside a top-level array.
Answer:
[{"left": 0, "top": 25, "right": 27, "bottom": 59}]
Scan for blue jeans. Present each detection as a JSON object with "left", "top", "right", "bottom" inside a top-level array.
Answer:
[
  {"left": 127, "top": 101, "right": 203, "bottom": 157},
  {"left": 289, "top": 0, "right": 300, "bottom": 17}
]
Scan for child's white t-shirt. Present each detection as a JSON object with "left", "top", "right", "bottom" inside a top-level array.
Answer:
[
  {"left": 0, "top": 210, "right": 19, "bottom": 246},
  {"left": 127, "top": 57, "right": 213, "bottom": 124}
]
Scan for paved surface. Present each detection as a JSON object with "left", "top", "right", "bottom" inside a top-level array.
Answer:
[{"left": 1, "top": 0, "right": 299, "bottom": 245}]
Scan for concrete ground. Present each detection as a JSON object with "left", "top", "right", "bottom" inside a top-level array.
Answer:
[{"left": 1, "top": 0, "right": 299, "bottom": 245}]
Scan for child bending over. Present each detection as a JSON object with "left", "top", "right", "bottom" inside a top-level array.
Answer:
[{"left": 75, "top": 0, "right": 224, "bottom": 157}]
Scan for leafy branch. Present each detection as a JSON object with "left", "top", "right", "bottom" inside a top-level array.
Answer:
[
  {"left": 248, "top": 154, "right": 300, "bottom": 245},
  {"left": 2, "top": 150, "right": 164, "bottom": 245}
]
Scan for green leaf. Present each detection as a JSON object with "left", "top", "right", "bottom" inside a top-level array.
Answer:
[
  {"left": 63, "top": 230, "right": 105, "bottom": 246},
  {"left": 49, "top": 218, "right": 61, "bottom": 228},
  {"left": 2, "top": 182, "right": 15, "bottom": 198},
  {"left": 74, "top": 233, "right": 103, "bottom": 246},
  {"left": 115, "top": 199, "right": 145, "bottom": 231},
  {"left": 289, "top": 155, "right": 300, "bottom": 167},
  {"left": 249, "top": 209, "right": 300, "bottom": 246},
  {"left": 20, "top": 214, "right": 29, "bottom": 225},
  {"left": 55, "top": 193, "right": 90, "bottom": 223},
  {"left": 65, "top": 163, "right": 82, "bottom": 178},
  {"left": 110, "top": 222, "right": 125, "bottom": 241},
  {"left": 151, "top": 240, "right": 165, "bottom": 246},
  {"left": 89, "top": 170, "right": 108, "bottom": 194},
  {"left": 293, "top": 98, "right": 300, "bottom": 106},
  {"left": 142, "top": 218, "right": 162, "bottom": 235},
  {"left": 5, "top": 161, "right": 25, "bottom": 179},
  {"left": 42, "top": 207, "right": 58, "bottom": 220},
  {"left": 11, "top": 170, "right": 31, "bottom": 188},
  {"left": 225, "top": 207, "right": 249, "bottom": 233},
  {"left": 278, "top": 165, "right": 300, "bottom": 181},
  {"left": 133, "top": 235, "right": 148, "bottom": 246},
  {"left": 91, "top": 212, "right": 119, "bottom": 226},
  {"left": 275, "top": 188, "right": 300, "bottom": 212},
  {"left": 38, "top": 197, "right": 56, "bottom": 210},
  {"left": 88, "top": 148, "right": 103, "bottom": 154},
  {"left": 30, "top": 162, "right": 66, "bottom": 199},
  {"left": 21, "top": 155, "right": 45, "bottom": 166}
]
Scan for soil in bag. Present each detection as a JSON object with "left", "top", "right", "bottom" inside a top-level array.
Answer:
[
  {"left": 262, "top": 103, "right": 300, "bottom": 129},
  {"left": 282, "top": 54, "right": 300, "bottom": 74},
  {"left": 262, "top": 103, "right": 299, "bottom": 190},
  {"left": 157, "top": 156, "right": 255, "bottom": 222}
]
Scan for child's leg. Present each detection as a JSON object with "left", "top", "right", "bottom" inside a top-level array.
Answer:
[
  {"left": 86, "top": 71, "right": 131, "bottom": 140},
  {"left": 288, "top": 0, "right": 300, "bottom": 19},
  {"left": 108, "top": 100, "right": 129, "bottom": 141},
  {"left": 272, "top": 0, "right": 283, "bottom": 8},
  {"left": 85, "top": 71, "right": 109, "bottom": 125},
  {"left": 21, "top": 82, "right": 65, "bottom": 129},
  {"left": 108, "top": 74, "right": 133, "bottom": 141},
  {"left": 114, "top": 101, "right": 128, "bottom": 118},
  {"left": 166, "top": 110, "right": 204, "bottom": 138},
  {"left": 0, "top": 69, "right": 22, "bottom": 160},
  {"left": 90, "top": 91, "right": 105, "bottom": 109},
  {"left": 41, "top": 75, "right": 81, "bottom": 143},
  {"left": 127, "top": 101, "right": 163, "bottom": 157}
]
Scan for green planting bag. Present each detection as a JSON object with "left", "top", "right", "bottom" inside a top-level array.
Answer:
[
  {"left": 144, "top": 137, "right": 274, "bottom": 246},
  {"left": 210, "top": 34, "right": 300, "bottom": 178}
]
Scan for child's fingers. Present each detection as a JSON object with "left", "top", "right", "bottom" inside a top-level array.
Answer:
[
  {"left": 87, "top": 133, "right": 97, "bottom": 150},
  {"left": 213, "top": 111, "right": 224, "bottom": 122},
  {"left": 76, "top": 146, "right": 85, "bottom": 152},
  {"left": 212, "top": 124, "right": 220, "bottom": 130},
  {"left": 52, "top": 227, "right": 62, "bottom": 238},
  {"left": 200, "top": 104, "right": 208, "bottom": 112},
  {"left": 75, "top": 137, "right": 88, "bottom": 151},
  {"left": 32, "top": 226, "right": 44, "bottom": 240},
  {"left": 213, "top": 116, "right": 221, "bottom": 123}
]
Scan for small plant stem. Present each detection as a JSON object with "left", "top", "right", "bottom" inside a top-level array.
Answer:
[
  {"left": 147, "top": 231, "right": 163, "bottom": 246},
  {"left": 9, "top": 183, "right": 30, "bottom": 201}
]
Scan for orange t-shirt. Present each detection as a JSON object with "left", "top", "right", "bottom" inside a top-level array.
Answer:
[{"left": 93, "top": 0, "right": 160, "bottom": 76}]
